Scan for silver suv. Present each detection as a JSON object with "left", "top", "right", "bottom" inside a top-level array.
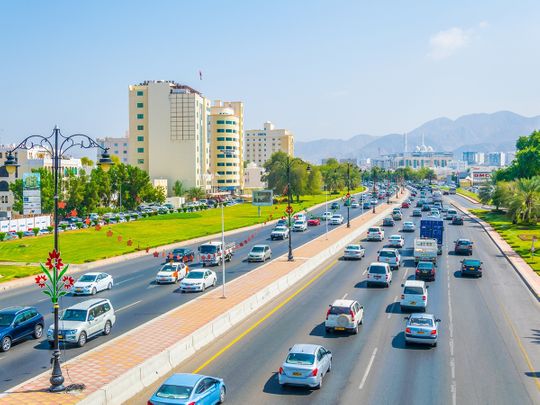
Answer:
[
  {"left": 47, "top": 299, "right": 116, "bottom": 347},
  {"left": 325, "top": 299, "right": 364, "bottom": 334}
]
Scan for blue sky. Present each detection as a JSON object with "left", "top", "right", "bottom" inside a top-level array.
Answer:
[{"left": 0, "top": 0, "right": 539, "bottom": 145}]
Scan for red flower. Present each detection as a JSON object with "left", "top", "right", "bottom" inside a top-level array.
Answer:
[
  {"left": 35, "top": 274, "right": 47, "bottom": 288},
  {"left": 127, "top": 239, "right": 133, "bottom": 246},
  {"left": 62, "top": 275, "right": 75, "bottom": 289},
  {"left": 58, "top": 201, "right": 66, "bottom": 209},
  {"left": 45, "top": 250, "right": 64, "bottom": 270}
]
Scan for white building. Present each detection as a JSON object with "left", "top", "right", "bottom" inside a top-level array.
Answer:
[
  {"left": 243, "top": 162, "right": 266, "bottom": 190},
  {"left": 244, "top": 121, "right": 294, "bottom": 166},
  {"left": 97, "top": 135, "right": 129, "bottom": 164}
]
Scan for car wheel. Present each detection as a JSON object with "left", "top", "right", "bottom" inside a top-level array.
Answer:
[
  {"left": 107, "top": 282, "right": 112, "bottom": 290},
  {"left": 359, "top": 317, "right": 363, "bottom": 325},
  {"left": 353, "top": 324, "right": 359, "bottom": 335},
  {"left": 1, "top": 336, "right": 11, "bottom": 352},
  {"left": 103, "top": 321, "right": 112, "bottom": 336},
  {"left": 328, "top": 360, "right": 332, "bottom": 372},
  {"left": 218, "top": 385, "right": 226, "bottom": 403},
  {"left": 34, "top": 324, "right": 43, "bottom": 339},
  {"left": 77, "top": 331, "right": 87, "bottom": 347},
  {"left": 432, "top": 342, "right": 437, "bottom": 348},
  {"left": 92, "top": 287, "right": 97, "bottom": 295}
]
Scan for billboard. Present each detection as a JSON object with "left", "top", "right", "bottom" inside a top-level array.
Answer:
[
  {"left": 23, "top": 172, "right": 41, "bottom": 215},
  {"left": 252, "top": 190, "right": 273, "bottom": 207},
  {"left": 471, "top": 169, "right": 492, "bottom": 185}
]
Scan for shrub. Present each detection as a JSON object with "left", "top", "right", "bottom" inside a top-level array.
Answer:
[
  {"left": 75, "top": 222, "right": 83, "bottom": 229},
  {"left": 60, "top": 224, "right": 68, "bottom": 231},
  {"left": 47, "top": 226, "right": 54, "bottom": 233},
  {"left": 0, "top": 232, "right": 6, "bottom": 241},
  {"left": 32, "top": 227, "right": 40, "bottom": 236},
  {"left": 16, "top": 231, "right": 24, "bottom": 239},
  {"left": 104, "top": 218, "right": 111, "bottom": 224}
]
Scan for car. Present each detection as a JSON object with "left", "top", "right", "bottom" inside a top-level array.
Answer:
[
  {"left": 343, "top": 244, "right": 365, "bottom": 260},
  {"left": 330, "top": 202, "right": 340, "bottom": 210},
  {"left": 412, "top": 208, "right": 422, "bottom": 217},
  {"left": 371, "top": 198, "right": 378, "bottom": 206},
  {"left": 445, "top": 208, "right": 458, "bottom": 220},
  {"left": 294, "top": 213, "right": 307, "bottom": 222},
  {"left": 392, "top": 211, "right": 403, "bottom": 221},
  {"left": 0, "top": 307, "right": 44, "bottom": 352},
  {"left": 367, "top": 226, "right": 385, "bottom": 241},
  {"left": 430, "top": 210, "right": 441, "bottom": 218},
  {"left": 72, "top": 272, "right": 114, "bottom": 295},
  {"left": 321, "top": 211, "right": 333, "bottom": 221},
  {"left": 387, "top": 234, "right": 405, "bottom": 248},
  {"left": 415, "top": 261, "right": 436, "bottom": 281},
  {"left": 366, "top": 262, "right": 392, "bottom": 287},
  {"left": 329, "top": 214, "right": 344, "bottom": 225},
  {"left": 404, "top": 313, "right": 440, "bottom": 347},
  {"left": 443, "top": 190, "right": 449, "bottom": 195},
  {"left": 247, "top": 245, "right": 272, "bottom": 262},
  {"left": 402, "top": 221, "right": 416, "bottom": 232},
  {"left": 351, "top": 201, "right": 360, "bottom": 209},
  {"left": 271, "top": 226, "right": 289, "bottom": 240},
  {"left": 377, "top": 248, "right": 401, "bottom": 270},
  {"left": 416, "top": 200, "right": 423, "bottom": 208},
  {"left": 180, "top": 270, "right": 217, "bottom": 292},
  {"left": 400, "top": 280, "right": 428, "bottom": 312},
  {"left": 461, "top": 258, "right": 483, "bottom": 277},
  {"left": 382, "top": 217, "right": 395, "bottom": 227},
  {"left": 278, "top": 344, "right": 332, "bottom": 389},
  {"left": 451, "top": 216, "right": 464, "bottom": 225},
  {"left": 362, "top": 201, "right": 371, "bottom": 209},
  {"left": 169, "top": 247, "right": 195, "bottom": 263},
  {"left": 421, "top": 204, "right": 431, "bottom": 212},
  {"left": 148, "top": 373, "right": 226, "bottom": 405},
  {"left": 293, "top": 220, "right": 308, "bottom": 232},
  {"left": 307, "top": 218, "right": 321, "bottom": 226},
  {"left": 155, "top": 262, "right": 188, "bottom": 284},
  {"left": 276, "top": 219, "right": 289, "bottom": 227},
  {"left": 401, "top": 201, "right": 410, "bottom": 209},
  {"left": 47, "top": 299, "right": 115, "bottom": 348},
  {"left": 23, "top": 230, "right": 35, "bottom": 237},
  {"left": 325, "top": 299, "right": 364, "bottom": 334},
  {"left": 454, "top": 239, "right": 473, "bottom": 255}
]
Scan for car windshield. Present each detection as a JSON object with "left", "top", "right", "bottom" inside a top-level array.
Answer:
[
  {"left": 368, "top": 228, "right": 379, "bottom": 233},
  {"left": 458, "top": 240, "right": 471, "bottom": 246},
  {"left": 463, "top": 260, "right": 481, "bottom": 266},
  {"left": 61, "top": 309, "right": 87, "bottom": 322},
  {"left": 251, "top": 246, "right": 265, "bottom": 253},
  {"left": 384, "top": 218, "right": 393, "bottom": 222},
  {"left": 329, "top": 306, "right": 350, "bottom": 315},
  {"left": 404, "top": 286, "right": 424, "bottom": 295},
  {"left": 199, "top": 245, "right": 217, "bottom": 254},
  {"left": 369, "top": 265, "right": 386, "bottom": 274},
  {"left": 286, "top": 353, "right": 315, "bottom": 365},
  {"left": 0, "top": 313, "right": 15, "bottom": 326},
  {"left": 379, "top": 251, "right": 395, "bottom": 258},
  {"left": 404, "top": 222, "right": 413, "bottom": 226},
  {"left": 410, "top": 318, "right": 433, "bottom": 327},
  {"left": 78, "top": 275, "right": 97, "bottom": 282},
  {"left": 274, "top": 227, "right": 286, "bottom": 231},
  {"left": 294, "top": 221, "right": 304, "bottom": 225},
  {"left": 346, "top": 245, "right": 359, "bottom": 250},
  {"left": 331, "top": 215, "right": 340, "bottom": 219},
  {"left": 155, "top": 384, "right": 192, "bottom": 400},
  {"left": 417, "top": 262, "right": 433, "bottom": 270},
  {"left": 389, "top": 236, "right": 401, "bottom": 241},
  {"left": 185, "top": 272, "right": 204, "bottom": 279},
  {"left": 173, "top": 249, "right": 188, "bottom": 255},
  {"left": 160, "top": 265, "right": 176, "bottom": 272}
]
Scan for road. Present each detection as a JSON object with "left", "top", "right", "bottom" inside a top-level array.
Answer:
[
  {"left": 0, "top": 192, "right": 379, "bottom": 391},
  {"left": 133, "top": 193, "right": 540, "bottom": 405}
]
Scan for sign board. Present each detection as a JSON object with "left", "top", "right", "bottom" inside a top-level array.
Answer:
[
  {"left": 23, "top": 173, "right": 41, "bottom": 215},
  {"left": 471, "top": 170, "right": 492, "bottom": 185},
  {"left": 252, "top": 190, "right": 273, "bottom": 207}
]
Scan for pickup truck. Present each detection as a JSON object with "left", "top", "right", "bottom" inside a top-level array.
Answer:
[
  {"left": 198, "top": 241, "right": 236, "bottom": 266},
  {"left": 414, "top": 238, "right": 438, "bottom": 264}
]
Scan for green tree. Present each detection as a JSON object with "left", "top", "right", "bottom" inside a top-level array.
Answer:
[
  {"left": 81, "top": 157, "right": 94, "bottom": 167},
  {"left": 507, "top": 177, "right": 540, "bottom": 224},
  {"left": 186, "top": 187, "right": 205, "bottom": 201},
  {"left": 497, "top": 130, "right": 540, "bottom": 180},
  {"left": 491, "top": 181, "right": 513, "bottom": 211},
  {"left": 263, "top": 152, "right": 310, "bottom": 199},
  {"left": 478, "top": 184, "right": 493, "bottom": 205},
  {"left": 32, "top": 227, "right": 40, "bottom": 236},
  {"left": 173, "top": 180, "right": 186, "bottom": 197},
  {"left": 306, "top": 167, "right": 323, "bottom": 195}
]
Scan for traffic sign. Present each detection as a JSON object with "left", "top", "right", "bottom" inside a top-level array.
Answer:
[
  {"left": 346, "top": 193, "right": 350, "bottom": 199},
  {"left": 285, "top": 206, "right": 293, "bottom": 214}
]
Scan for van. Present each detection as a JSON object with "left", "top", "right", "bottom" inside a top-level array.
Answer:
[
  {"left": 400, "top": 280, "right": 428, "bottom": 312},
  {"left": 366, "top": 262, "right": 392, "bottom": 287}
]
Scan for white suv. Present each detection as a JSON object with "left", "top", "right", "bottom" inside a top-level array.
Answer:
[
  {"left": 367, "top": 227, "right": 385, "bottom": 241},
  {"left": 366, "top": 262, "right": 392, "bottom": 287},
  {"left": 47, "top": 299, "right": 116, "bottom": 348},
  {"left": 325, "top": 299, "right": 364, "bottom": 334},
  {"left": 377, "top": 248, "right": 401, "bottom": 270},
  {"left": 400, "top": 280, "right": 429, "bottom": 312}
]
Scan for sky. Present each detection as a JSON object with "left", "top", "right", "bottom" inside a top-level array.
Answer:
[{"left": 0, "top": 0, "right": 539, "bottom": 146}]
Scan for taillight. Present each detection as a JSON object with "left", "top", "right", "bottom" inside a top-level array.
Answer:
[
  {"left": 415, "top": 270, "right": 420, "bottom": 274},
  {"left": 326, "top": 308, "right": 331, "bottom": 320},
  {"left": 422, "top": 295, "right": 426, "bottom": 301},
  {"left": 405, "top": 327, "right": 411, "bottom": 333},
  {"left": 431, "top": 329, "right": 437, "bottom": 335},
  {"left": 401, "top": 294, "right": 404, "bottom": 299},
  {"left": 147, "top": 402, "right": 153, "bottom": 405},
  {"left": 311, "top": 368, "right": 318, "bottom": 377},
  {"left": 385, "top": 274, "right": 389, "bottom": 280},
  {"left": 349, "top": 310, "right": 355, "bottom": 321},
  {"left": 278, "top": 367, "right": 283, "bottom": 375},
  {"left": 187, "top": 402, "right": 196, "bottom": 405}
]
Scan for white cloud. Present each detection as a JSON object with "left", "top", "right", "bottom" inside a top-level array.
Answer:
[{"left": 428, "top": 27, "right": 470, "bottom": 60}]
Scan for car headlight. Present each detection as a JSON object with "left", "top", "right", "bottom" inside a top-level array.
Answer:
[
  {"left": 47, "top": 328, "right": 53, "bottom": 336},
  {"left": 65, "top": 330, "right": 77, "bottom": 335}
]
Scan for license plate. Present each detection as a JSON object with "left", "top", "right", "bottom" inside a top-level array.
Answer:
[
  {"left": 58, "top": 335, "right": 63, "bottom": 339},
  {"left": 417, "top": 331, "right": 424, "bottom": 334},
  {"left": 410, "top": 302, "right": 416, "bottom": 305},
  {"left": 292, "top": 372, "right": 302, "bottom": 376},
  {"left": 375, "top": 276, "right": 381, "bottom": 279},
  {"left": 335, "top": 327, "right": 345, "bottom": 331},
  {"left": 469, "top": 267, "right": 475, "bottom": 271}
]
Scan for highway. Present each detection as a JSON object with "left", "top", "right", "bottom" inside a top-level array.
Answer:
[
  {"left": 0, "top": 192, "right": 376, "bottom": 391},
  {"left": 133, "top": 193, "right": 540, "bottom": 405}
]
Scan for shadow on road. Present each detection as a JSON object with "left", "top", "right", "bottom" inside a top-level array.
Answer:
[
  {"left": 385, "top": 301, "right": 402, "bottom": 314},
  {"left": 526, "top": 329, "right": 540, "bottom": 344},
  {"left": 309, "top": 322, "right": 355, "bottom": 338},
  {"left": 525, "top": 372, "right": 540, "bottom": 378},
  {"left": 391, "top": 332, "right": 432, "bottom": 351},
  {"left": 262, "top": 372, "right": 314, "bottom": 396}
]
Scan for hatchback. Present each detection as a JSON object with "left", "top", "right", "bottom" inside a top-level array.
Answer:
[
  {"left": 149, "top": 373, "right": 226, "bottom": 405},
  {"left": 400, "top": 280, "right": 428, "bottom": 312},
  {"left": 325, "top": 299, "right": 364, "bottom": 334},
  {"left": 247, "top": 245, "right": 272, "bottom": 262},
  {"left": 404, "top": 313, "right": 440, "bottom": 347},
  {"left": 0, "top": 307, "right": 44, "bottom": 352},
  {"left": 278, "top": 344, "right": 332, "bottom": 389},
  {"left": 307, "top": 218, "right": 321, "bottom": 226},
  {"left": 461, "top": 259, "right": 483, "bottom": 277},
  {"left": 366, "top": 262, "right": 392, "bottom": 287},
  {"left": 415, "top": 261, "right": 436, "bottom": 281}
]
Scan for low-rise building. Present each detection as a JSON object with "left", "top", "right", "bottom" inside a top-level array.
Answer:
[{"left": 244, "top": 162, "right": 266, "bottom": 190}]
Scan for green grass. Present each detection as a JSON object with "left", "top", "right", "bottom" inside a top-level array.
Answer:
[
  {"left": 471, "top": 209, "right": 540, "bottom": 275},
  {"left": 457, "top": 188, "right": 480, "bottom": 203},
  {"left": 0, "top": 265, "right": 42, "bottom": 282},
  {"left": 0, "top": 188, "right": 364, "bottom": 267}
]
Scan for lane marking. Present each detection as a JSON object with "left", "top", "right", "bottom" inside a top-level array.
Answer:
[
  {"left": 342, "top": 293, "right": 348, "bottom": 299},
  {"left": 388, "top": 296, "right": 398, "bottom": 319},
  {"left": 401, "top": 270, "right": 408, "bottom": 282},
  {"left": 358, "top": 347, "right": 378, "bottom": 390},
  {"left": 116, "top": 275, "right": 144, "bottom": 286},
  {"left": 192, "top": 259, "right": 339, "bottom": 374},
  {"left": 362, "top": 269, "right": 367, "bottom": 276},
  {"left": 37, "top": 297, "right": 49, "bottom": 303},
  {"left": 116, "top": 300, "right": 142, "bottom": 313},
  {"left": 447, "top": 256, "right": 457, "bottom": 405}
]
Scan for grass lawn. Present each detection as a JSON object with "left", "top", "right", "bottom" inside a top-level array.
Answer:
[
  {"left": 0, "top": 188, "right": 364, "bottom": 268},
  {"left": 457, "top": 188, "right": 481, "bottom": 203},
  {"left": 471, "top": 209, "right": 540, "bottom": 275},
  {"left": 0, "top": 265, "right": 42, "bottom": 282}
]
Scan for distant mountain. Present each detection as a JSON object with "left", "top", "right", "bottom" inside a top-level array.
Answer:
[{"left": 295, "top": 111, "right": 540, "bottom": 163}]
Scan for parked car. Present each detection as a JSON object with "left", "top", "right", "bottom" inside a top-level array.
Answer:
[
  {"left": 169, "top": 247, "right": 195, "bottom": 263},
  {"left": 293, "top": 220, "right": 308, "bottom": 232},
  {"left": 377, "top": 248, "right": 401, "bottom": 270},
  {"left": 367, "top": 227, "right": 385, "bottom": 241},
  {"left": 387, "top": 234, "right": 405, "bottom": 248},
  {"left": 402, "top": 221, "right": 416, "bottom": 232},
  {"left": 0, "top": 307, "right": 44, "bottom": 352},
  {"left": 366, "top": 262, "right": 392, "bottom": 287},
  {"left": 382, "top": 217, "right": 395, "bottom": 227},
  {"left": 451, "top": 216, "right": 464, "bottom": 225},
  {"left": 271, "top": 226, "right": 289, "bottom": 240},
  {"left": 155, "top": 262, "right": 188, "bottom": 284},
  {"left": 415, "top": 261, "right": 436, "bottom": 281},
  {"left": 454, "top": 239, "right": 473, "bottom": 255},
  {"left": 47, "top": 299, "right": 115, "bottom": 347},
  {"left": 461, "top": 258, "right": 483, "bottom": 277},
  {"left": 179, "top": 270, "right": 217, "bottom": 292},
  {"left": 148, "top": 373, "right": 226, "bottom": 405},
  {"left": 329, "top": 214, "right": 344, "bottom": 225},
  {"left": 343, "top": 244, "right": 365, "bottom": 260},
  {"left": 307, "top": 218, "right": 321, "bottom": 226},
  {"left": 400, "top": 280, "right": 429, "bottom": 312},
  {"left": 404, "top": 313, "right": 440, "bottom": 347},
  {"left": 72, "top": 273, "right": 114, "bottom": 295},
  {"left": 247, "top": 245, "right": 272, "bottom": 262},
  {"left": 278, "top": 344, "right": 332, "bottom": 389},
  {"left": 325, "top": 299, "right": 364, "bottom": 334},
  {"left": 330, "top": 202, "right": 340, "bottom": 210}
]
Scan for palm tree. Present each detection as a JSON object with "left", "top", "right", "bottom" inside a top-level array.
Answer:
[
  {"left": 508, "top": 177, "right": 540, "bottom": 224},
  {"left": 186, "top": 187, "right": 205, "bottom": 201},
  {"left": 173, "top": 180, "right": 186, "bottom": 197}
]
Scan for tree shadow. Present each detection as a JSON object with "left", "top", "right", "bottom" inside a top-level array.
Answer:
[{"left": 262, "top": 372, "right": 314, "bottom": 396}]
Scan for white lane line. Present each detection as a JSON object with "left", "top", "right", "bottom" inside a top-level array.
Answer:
[
  {"left": 447, "top": 259, "right": 457, "bottom": 405},
  {"left": 116, "top": 300, "right": 142, "bottom": 313},
  {"left": 342, "top": 293, "right": 348, "bottom": 299},
  {"left": 115, "top": 275, "right": 144, "bottom": 286},
  {"left": 388, "top": 295, "right": 398, "bottom": 319},
  {"left": 0, "top": 356, "right": 4, "bottom": 360},
  {"left": 401, "top": 269, "right": 408, "bottom": 282},
  {"left": 37, "top": 297, "right": 49, "bottom": 302},
  {"left": 362, "top": 269, "right": 367, "bottom": 276},
  {"left": 359, "top": 347, "right": 378, "bottom": 389}
]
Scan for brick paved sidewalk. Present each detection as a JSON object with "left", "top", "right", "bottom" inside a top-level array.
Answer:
[{"left": 0, "top": 201, "right": 395, "bottom": 404}]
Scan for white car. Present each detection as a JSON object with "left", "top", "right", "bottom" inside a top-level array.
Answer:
[
  {"left": 400, "top": 280, "right": 429, "bottom": 312},
  {"left": 325, "top": 299, "right": 364, "bottom": 334},
  {"left": 247, "top": 245, "right": 272, "bottom": 262},
  {"left": 377, "top": 248, "right": 401, "bottom": 270},
  {"left": 292, "top": 220, "right": 308, "bottom": 232},
  {"left": 322, "top": 211, "right": 333, "bottom": 221},
  {"left": 155, "top": 262, "right": 188, "bottom": 284},
  {"left": 402, "top": 221, "right": 416, "bottom": 232},
  {"left": 270, "top": 226, "right": 289, "bottom": 240},
  {"left": 180, "top": 270, "right": 217, "bottom": 292},
  {"left": 329, "top": 214, "right": 344, "bottom": 225},
  {"left": 388, "top": 234, "right": 405, "bottom": 248},
  {"left": 72, "top": 272, "right": 113, "bottom": 295},
  {"left": 343, "top": 244, "right": 365, "bottom": 260},
  {"left": 351, "top": 201, "right": 360, "bottom": 209},
  {"left": 294, "top": 213, "right": 307, "bottom": 222},
  {"left": 367, "top": 226, "right": 385, "bottom": 241},
  {"left": 366, "top": 262, "right": 392, "bottom": 287}
]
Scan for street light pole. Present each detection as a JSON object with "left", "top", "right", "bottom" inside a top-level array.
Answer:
[
  {"left": 221, "top": 201, "right": 226, "bottom": 298},
  {"left": 372, "top": 171, "right": 376, "bottom": 214},
  {"left": 325, "top": 183, "right": 328, "bottom": 239},
  {"left": 346, "top": 163, "right": 351, "bottom": 228},
  {"left": 287, "top": 157, "right": 293, "bottom": 261}
]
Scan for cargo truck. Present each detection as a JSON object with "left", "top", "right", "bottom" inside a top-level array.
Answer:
[{"left": 420, "top": 217, "right": 444, "bottom": 255}]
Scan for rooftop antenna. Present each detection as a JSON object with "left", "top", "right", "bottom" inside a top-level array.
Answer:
[
  {"left": 421, "top": 132, "right": 425, "bottom": 147},
  {"left": 404, "top": 133, "right": 408, "bottom": 153}
]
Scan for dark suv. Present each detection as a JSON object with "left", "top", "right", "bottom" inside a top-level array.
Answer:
[
  {"left": 0, "top": 307, "right": 44, "bottom": 352},
  {"left": 454, "top": 239, "right": 473, "bottom": 255}
]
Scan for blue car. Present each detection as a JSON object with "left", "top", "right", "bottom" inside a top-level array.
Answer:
[
  {"left": 0, "top": 307, "right": 44, "bottom": 352},
  {"left": 149, "top": 373, "right": 226, "bottom": 405}
]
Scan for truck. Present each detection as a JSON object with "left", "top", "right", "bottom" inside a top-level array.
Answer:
[
  {"left": 420, "top": 217, "right": 444, "bottom": 255},
  {"left": 198, "top": 241, "right": 236, "bottom": 266},
  {"left": 414, "top": 238, "right": 438, "bottom": 264}
]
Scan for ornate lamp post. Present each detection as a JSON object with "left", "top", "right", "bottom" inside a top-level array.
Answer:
[
  {"left": 4, "top": 126, "right": 113, "bottom": 392},
  {"left": 346, "top": 163, "right": 351, "bottom": 228}
]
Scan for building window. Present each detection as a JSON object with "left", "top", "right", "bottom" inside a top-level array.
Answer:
[
  {"left": 123, "top": 150, "right": 127, "bottom": 154},
  {"left": 217, "top": 171, "right": 225, "bottom": 175},
  {"left": 217, "top": 154, "right": 225, "bottom": 158},
  {"left": 137, "top": 113, "right": 144, "bottom": 119},
  {"left": 217, "top": 137, "right": 225, "bottom": 141},
  {"left": 216, "top": 120, "right": 225, "bottom": 124},
  {"left": 225, "top": 129, "right": 233, "bottom": 133},
  {"left": 137, "top": 136, "right": 144, "bottom": 142},
  {"left": 137, "top": 125, "right": 144, "bottom": 130},
  {"left": 217, "top": 180, "right": 225, "bottom": 184},
  {"left": 137, "top": 102, "right": 144, "bottom": 108},
  {"left": 137, "top": 159, "right": 144, "bottom": 164},
  {"left": 217, "top": 146, "right": 225, "bottom": 150},
  {"left": 137, "top": 148, "right": 144, "bottom": 153},
  {"left": 114, "top": 150, "right": 119, "bottom": 154},
  {"left": 217, "top": 129, "right": 225, "bottom": 133},
  {"left": 217, "top": 162, "right": 225, "bottom": 166},
  {"left": 226, "top": 137, "right": 235, "bottom": 141},
  {"left": 136, "top": 90, "right": 144, "bottom": 96},
  {"left": 225, "top": 120, "right": 236, "bottom": 125}
]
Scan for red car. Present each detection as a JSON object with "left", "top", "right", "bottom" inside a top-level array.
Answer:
[
  {"left": 401, "top": 202, "right": 410, "bottom": 209},
  {"left": 307, "top": 218, "right": 321, "bottom": 226}
]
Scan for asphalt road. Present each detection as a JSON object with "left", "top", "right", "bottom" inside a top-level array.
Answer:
[
  {"left": 133, "top": 193, "right": 540, "bottom": 405},
  {"left": 0, "top": 192, "right": 379, "bottom": 391}
]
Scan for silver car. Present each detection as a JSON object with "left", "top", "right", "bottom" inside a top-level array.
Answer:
[
  {"left": 278, "top": 344, "right": 332, "bottom": 389},
  {"left": 247, "top": 245, "right": 272, "bottom": 262},
  {"left": 402, "top": 221, "right": 416, "bottom": 232},
  {"left": 404, "top": 313, "right": 440, "bottom": 347},
  {"left": 343, "top": 244, "right": 365, "bottom": 260}
]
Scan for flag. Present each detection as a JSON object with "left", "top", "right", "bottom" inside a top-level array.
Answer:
[{"left": 199, "top": 70, "right": 203, "bottom": 80}]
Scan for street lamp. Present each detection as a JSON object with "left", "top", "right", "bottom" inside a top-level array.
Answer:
[
  {"left": 346, "top": 163, "right": 351, "bottom": 228},
  {"left": 372, "top": 170, "right": 377, "bottom": 214},
  {"left": 4, "top": 126, "right": 112, "bottom": 392}
]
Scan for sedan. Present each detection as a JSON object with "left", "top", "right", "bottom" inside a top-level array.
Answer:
[
  {"left": 402, "top": 221, "right": 416, "bottom": 232},
  {"left": 454, "top": 239, "right": 473, "bottom": 255},
  {"left": 412, "top": 209, "right": 422, "bottom": 217},
  {"left": 415, "top": 261, "right": 436, "bottom": 281},
  {"left": 292, "top": 220, "right": 308, "bottom": 232},
  {"left": 278, "top": 344, "right": 332, "bottom": 389},
  {"left": 307, "top": 218, "right": 321, "bottom": 226},
  {"left": 382, "top": 217, "right": 395, "bottom": 227},
  {"left": 271, "top": 226, "right": 289, "bottom": 240},
  {"left": 343, "top": 244, "right": 366, "bottom": 260},
  {"left": 329, "top": 214, "right": 344, "bottom": 225},
  {"left": 401, "top": 202, "right": 410, "bottom": 209},
  {"left": 72, "top": 272, "right": 113, "bottom": 295},
  {"left": 404, "top": 313, "right": 440, "bottom": 347},
  {"left": 351, "top": 201, "right": 360, "bottom": 209},
  {"left": 149, "top": 373, "right": 226, "bottom": 405},
  {"left": 247, "top": 245, "right": 272, "bottom": 262},
  {"left": 461, "top": 259, "right": 483, "bottom": 277},
  {"left": 451, "top": 216, "right": 464, "bottom": 225},
  {"left": 387, "top": 234, "right": 405, "bottom": 248},
  {"left": 169, "top": 247, "right": 195, "bottom": 263},
  {"left": 155, "top": 262, "right": 188, "bottom": 284},
  {"left": 180, "top": 270, "right": 217, "bottom": 292}
]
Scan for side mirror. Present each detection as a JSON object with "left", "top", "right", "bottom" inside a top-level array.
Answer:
[
  {"left": 401, "top": 284, "right": 404, "bottom": 287},
  {"left": 436, "top": 319, "right": 441, "bottom": 322},
  {"left": 403, "top": 316, "right": 410, "bottom": 320},
  {"left": 481, "top": 261, "right": 483, "bottom": 264},
  {"left": 12, "top": 321, "right": 19, "bottom": 327}
]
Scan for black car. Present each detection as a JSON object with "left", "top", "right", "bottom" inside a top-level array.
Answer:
[
  {"left": 451, "top": 216, "right": 464, "bottom": 225},
  {"left": 415, "top": 261, "right": 436, "bottom": 281},
  {"left": 382, "top": 217, "right": 395, "bottom": 227},
  {"left": 330, "top": 202, "right": 340, "bottom": 210},
  {"left": 421, "top": 204, "right": 431, "bottom": 212},
  {"left": 0, "top": 307, "right": 44, "bottom": 352},
  {"left": 454, "top": 239, "right": 473, "bottom": 255},
  {"left": 169, "top": 247, "right": 195, "bottom": 263},
  {"left": 461, "top": 259, "right": 483, "bottom": 277}
]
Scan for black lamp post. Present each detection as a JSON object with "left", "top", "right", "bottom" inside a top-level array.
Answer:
[
  {"left": 4, "top": 126, "right": 113, "bottom": 392},
  {"left": 285, "top": 156, "right": 310, "bottom": 261},
  {"left": 372, "top": 170, "right": 377, "bottom": 214},
  {"left": 346, "top": 163, "right": 351, "bottom": 228}
]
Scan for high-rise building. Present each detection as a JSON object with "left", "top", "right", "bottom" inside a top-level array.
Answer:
[
  {"left": 244, "top": 121, "right": 294, "bottom": 166},
  {"left": 128, "top": 81, "right": 211, "bottom": 195},
  {"left": 462, "top": 151, "right": 484, "bottom": 165},
  {"left": 486, "top": 152, "right": 506, "bottom": 167},
  {"left": 505, "top": 151, "right": 516, "bottom": 166},
  {"left": 97, "top": 135, "right": 129, "bottom": 163},
  {"left": 209, "top": 100, "right": 244, "bottom": 193}
]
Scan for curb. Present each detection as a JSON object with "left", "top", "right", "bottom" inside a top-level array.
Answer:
[{"left": 456, "top": 192, "right": 480, "bottom": 205}]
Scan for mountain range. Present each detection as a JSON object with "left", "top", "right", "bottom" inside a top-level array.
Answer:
[{"left": 295, "top": 111, "right": 540, "bottom": 163}]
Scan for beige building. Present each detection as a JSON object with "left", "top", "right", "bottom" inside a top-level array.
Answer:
[
  {"left": 210, "top": 100, "right": 244, "bottom": 193},
  {"left": 244, "top": 121, "right": 294, "bottom": 166},
  {"left": 128, "top": 81, "right": 211, "bottom": 195},
  {"left": 244, "top": 162, "right": 266, "bottom": 190},
  {"left": 97, "top": 136, "right": 129, "bottom": 163}
]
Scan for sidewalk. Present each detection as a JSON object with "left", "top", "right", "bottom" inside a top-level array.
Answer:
[{"left": 0, "top": 198, "right": 398, "bottom": 404}]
